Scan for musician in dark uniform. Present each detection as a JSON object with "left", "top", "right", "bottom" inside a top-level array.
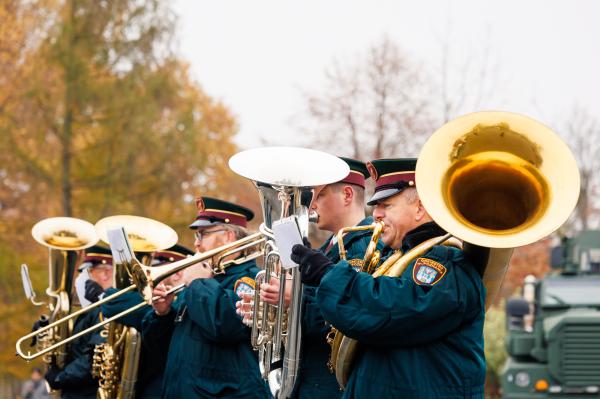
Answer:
[
  {"left": 100, "top": 244, "right": 194, "bottom": 399},
  {"left": 258, "top": 157, "right": 383, "bottom": 398},
  {"left": 44, "top": 246, "right": 113, "bottom": 399},
  {"left": 142, "top": 197, "right": 269, "bottom": 399},
  {"left": 291, "top": 158, "right": 486, "bottom": 398}
]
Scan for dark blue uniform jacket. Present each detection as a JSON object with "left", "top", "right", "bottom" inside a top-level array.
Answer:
[
  {"left": 53, "top": 307, "right": 104, "bottom": 399},
  {"left": 102, "top": 288, "right": 167, "bottom": 399},
  {"left": 316, "top": 222, "right": 486, "bottom": 399},
  {"left": 141, "top": 259, "right": 270, "bottom": 399},
  {"left": 293, "top": 216, "right": 383, "bottom": 399}
]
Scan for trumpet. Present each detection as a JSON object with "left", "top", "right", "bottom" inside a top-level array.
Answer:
[
  {"left": 229, "top": 146, "right": 350, "bottom": 399},
  {"left": 16, "top": 224, "right": 266, "bottom": 362}
]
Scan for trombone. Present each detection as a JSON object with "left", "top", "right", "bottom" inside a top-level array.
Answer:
[{"left": 16, "top": 225, "right": 266, "bottom": 362}]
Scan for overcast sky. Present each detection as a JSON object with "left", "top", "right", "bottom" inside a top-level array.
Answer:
[{"left": 172, "top": 0, "right": 600, "bottom": 149}]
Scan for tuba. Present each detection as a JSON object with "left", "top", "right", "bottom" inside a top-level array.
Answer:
[
  {"left": 92, "top": 215, "right": 178, "bottom": 399},
  {"left": 331, "top": 111, "right": 581, "bottom": 388},
  {"left": 22, "top": 217, "right": 99, "bottom": 397},
  {"left": 229, "top": 146, "right": 349, "bottom": 399}
]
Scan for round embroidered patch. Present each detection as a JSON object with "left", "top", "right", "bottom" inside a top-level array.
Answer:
[{"left": 412, "top": 257, "right": 447, "bottom": 286}]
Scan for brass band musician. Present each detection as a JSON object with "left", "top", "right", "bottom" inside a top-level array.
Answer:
[
  {"left": 142, "top": 197, "right": 270, "bottom": 398},
  {"left": 290, "top": 158, "right": 487, "bottom": 398},
  {"left": 256, "top": 157, "right": 383, "bottom": 398},
  {"left": 45, "top": 246, "right": 113, "bottom": 399}
]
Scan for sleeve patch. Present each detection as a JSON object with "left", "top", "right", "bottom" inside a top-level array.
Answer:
[
  {"left": 347, "top": 258, "right": 364, "bottom": 271},
  {"left": 412, "top": 257, "right": 447, "bottom": 286},
  {"left": 234, "top": 276, "right": 256, "bottom": 297}
]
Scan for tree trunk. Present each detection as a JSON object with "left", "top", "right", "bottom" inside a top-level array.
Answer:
[{"left": 61, "top": 0, "right": 75, "bottom": 216}]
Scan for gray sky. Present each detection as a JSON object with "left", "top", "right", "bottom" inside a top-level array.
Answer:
[{"left": 172, "top": 0, "right": 600, "bottom": 148}]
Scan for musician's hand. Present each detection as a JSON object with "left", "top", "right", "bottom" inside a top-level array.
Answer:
[
  {"left": 152, "top": 283, "right": 174, "bottom": 316},
  {"left": 84, "top": 279, "right": 104, "bottom": 303},
  {"left": 260, "top": 275, "right": 291, "bottom": 307},
  {"left": 236, "top": 292, "right": 254, "bottom": 326},
  {"left": 183, "top": 262, "right": 213, "bottom": 285},
  {"left": 291, "top": 244, "right": 333, "bottom": 286},
  {"left": 29, "top": 317, "right": 49, "bottom": 346},
  {"left": 45, "top": 364, "right": 62, "bottom": 390}
]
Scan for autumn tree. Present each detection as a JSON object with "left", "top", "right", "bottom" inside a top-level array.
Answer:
[{"left": 0, "top": 0, "right": 249, "bottom": 388}]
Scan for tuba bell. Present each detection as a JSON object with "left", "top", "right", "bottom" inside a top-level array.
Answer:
[
  {"left": 330, "top": 111, "right": 581, "bottom": 388},
  {"left": 229, "top": 146, "right": 349, "bottom": 399}
]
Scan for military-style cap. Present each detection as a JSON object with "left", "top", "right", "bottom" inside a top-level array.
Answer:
[
  {"left": 78, "top": 244, "right": 113, "bottom": 271},
  {"left": 366, "top": 158, "right": 417, "bottom": 205},
  {"left": 153, "top": 244, "right": 195, "bottom": 266},
  {"left": 338, "top": 157, "right": 369, "bottom": 188},
  {"left": 189, "top": 197, "right": 254, "bottom": 229}
]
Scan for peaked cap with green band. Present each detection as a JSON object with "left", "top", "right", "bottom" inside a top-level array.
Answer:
[
  {"left": 79, "top": 244, "right": 113, "bottom": 271},
  {"left": 339, "top": 157, "right": 370, "bottom": 188},
  {"left": 189, "top": 196, "right": 254, "bottom": 229},
  {"left": 366, "top": 158, "right": 417, "bottom": 205}
]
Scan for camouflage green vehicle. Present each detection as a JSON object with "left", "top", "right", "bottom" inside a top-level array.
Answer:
[{"left": 501, "top": 230, "right": 600, "bottom": 398}]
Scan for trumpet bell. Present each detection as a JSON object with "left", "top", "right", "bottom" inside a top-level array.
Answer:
[
  {"left": 32, "top": 217, "right": 99, "bottom": 250},
  {"left": 417, "top": 111, "right": 580, "bottom": 249},
  {"left": 229, "top": 146, "right": 350, "bottom": 187},
  {"left": 95, "top": 215, "right": 178, "bottom": 252}
]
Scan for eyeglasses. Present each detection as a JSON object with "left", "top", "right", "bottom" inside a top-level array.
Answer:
[{"left": 194, "top": 229, "right": 227, "bottom": 241}]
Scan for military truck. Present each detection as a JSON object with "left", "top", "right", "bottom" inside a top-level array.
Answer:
[{"left": 501, "top": 230, "right": 600, "bottom": 398}]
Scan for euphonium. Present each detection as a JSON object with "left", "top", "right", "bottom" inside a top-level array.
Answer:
[
  {"left": 21, "top": 217, "right": 99, "bottom": 397},
  {"left": 331, "top": 111, "right": 581, "bottom": 388},
  {"left": 229, "top": 146, "right": 349, "bottom": 399},
  {"left": 93, "top": 215, "right": 177, "bottom": 399}
]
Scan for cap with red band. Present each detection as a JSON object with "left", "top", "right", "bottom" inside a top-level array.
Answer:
[
  {"left": 153, "top": 244, "right": 195, "bottom": 265},
  {"left": 338, "top": 157, "right": 369, "bottom": 188},
  {"left": 189, "top": 197, "right": 254, "bottom": 229},
  {"left": 78, "top": 245, "right": 113, "bottom": 271},
  {"left": 366, "top": 158, "right": 417, "bottom": 205}
]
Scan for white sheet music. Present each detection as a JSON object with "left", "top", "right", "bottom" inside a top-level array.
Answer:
[{"left": 273, "top": 216, "right": 304, "bottom": 269}]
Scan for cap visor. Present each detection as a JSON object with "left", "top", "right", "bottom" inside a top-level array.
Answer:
[
  {"left": 78, "top": 262, "right": 93, "bottom": 272},
  {"left": 188, "top": 219, "right": 218, "bottom": 229},
  {"left": 367, "top": 188, "right": 403, "bottom": 206}
]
